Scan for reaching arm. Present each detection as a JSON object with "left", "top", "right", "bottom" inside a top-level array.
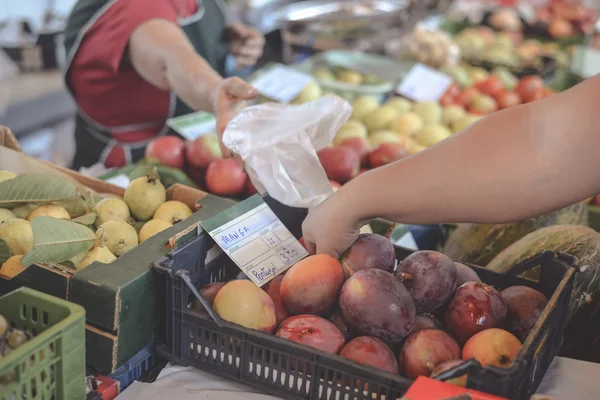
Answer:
[
  {"left": 303, "top": 74, "right": 600, "bottom": 256},
  {"left": 128, "top": 19, "right": 223, "bottom": 112}
]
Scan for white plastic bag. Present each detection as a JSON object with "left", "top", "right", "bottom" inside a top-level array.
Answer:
[{"left": 222, "top": 95, "right": 352, "bottom": 208}]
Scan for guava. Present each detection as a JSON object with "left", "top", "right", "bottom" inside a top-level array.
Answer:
[
  {"left": 27, "top": 204, "right": 71, "bottom": 222},
  {"left": 124, "top": 176, "right": 166, "bottom": 221},
  {"left": 153, "top": 200, "right": 192, "bottom": 224},
  {"left": 96, "top": 220, "right": 138, "bottom": 257},
  {"left": 368, "top": 131, "right": 402, "bottom": 148},
  {"left": 0, "top": 255, "right": 25, "bottom": 278},
  {"left": 95, "top": 197, "right": 131, "bottom": 227},
  {"left": 76, "top": 245, "right": 116, "bottom": 270},
  {"left": 452, "top": 114, "right": 482, "bottom": 134},
  {"left": 415, "top": 124, "right": 452, "bottom": 147},
  {"left": 333, "top": 121, "right": 368, "bottom": 145},
  {"left": 139, "top": 219, "right": 173, "bottom": 242},
  {"left": 384, "top": 97, "right": 412, "bottom": 114},
  {"left": 290, "top": 81, "right": 322, "bottom": 105},
  {"left": 390, "top": 112, "right": 424, "bottom": 137},
  {"left": 0, "top": 171, "right": 17, "bottom": 182},
  {"left": 350, "top": 96, "right": 379, "bottom": 120},
  {"left": 12, "top": 204, "right": 38, "bottom": 220},
  {"left": 312, "top": 67, "right": 336, "bottom": 81},
  {"left": 0, "top": 314, "right": 6, "bottom": 336},
  {"left": 336, "top": 69, "right": 363, "bottom": 85},
  {"left": 413, "top": 102, "right": 442, "bottom": 124},
  {"left": 442, "top": 105, "right": 467, "bottom": 127},
  {"left": 362, "top": 106, "right": 400, "bottom": 133},
  {"left": 0, "top": 219, "right": 33, "bottom": 255},
  {"left": 0, "top": 209, "right": 15, "bottom": 224}
]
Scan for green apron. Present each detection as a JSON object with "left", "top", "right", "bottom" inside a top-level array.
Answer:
[{"left": 63, "top": 0, "right": 230, "bottom": 169}]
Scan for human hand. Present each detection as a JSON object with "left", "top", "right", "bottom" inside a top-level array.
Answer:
[
  {"left": 302, "top": 190, "right": 368, "bottom": 259},
  {"left": 228, "top": 22, "right": 265, "bottom": 68},
  {"left": 213, "top": 77, "right": 258, "bottom": 157}
]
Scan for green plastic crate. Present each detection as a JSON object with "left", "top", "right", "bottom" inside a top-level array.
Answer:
[{"left": 0, "top": 288, "right": 86, "bottom": 400}]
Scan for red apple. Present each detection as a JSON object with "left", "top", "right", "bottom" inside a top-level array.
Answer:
[
  {"left": 338, "top": 137, "right": 371, "bottom": 167},
  {"left": 185, "top": 134, "right": 223, "bottom": 171},
  {"left": 368, "top": 143, "right": 410, "bottom": 168},
  {"left": 145, "top": 136, "right": 186, "bottom": 169},
  {"left": 495, "top": 91, "right": 522, "bottom": 109},
  {"left": 246, "top": 179, "right": 258, "bottom": 196},
  {"left": 467, "top": 94, "right": 498, "bottom": 115},
  {"left": 475, "top": 77, "right": 505, "bottom": 98},
  {"left": 205, "top": 158, "right": 247, "bottom": 197},
  {"left": 455, "top": 88, "right": 480, "bottom": 108},
  {"left": 548, "top": 17, "right": 574, "bottom": 38},
  {"left": 317, "top": 146, "right": 360, "bottom": 183}
]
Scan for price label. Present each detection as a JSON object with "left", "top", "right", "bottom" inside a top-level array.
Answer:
[
  {"left": 105, "top": 174, "right": 130, "bottom": 189},
  {"left": 201, "top": 195, "right": 308, "bottom": 287},
  {"left": 167, "top": 111, "right": 216, "bottom": 141},
  {"left": 251, "top": 64, "right": 313, "bottom": 103},
  {"left": 396, "top": 63, "right": 453, "bottom": 103}
]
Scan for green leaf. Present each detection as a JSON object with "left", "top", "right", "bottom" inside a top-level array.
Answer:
[
  {"left": 0, "top": 174, "right": 79, "bottom": 208},
  {"left": 57, "top": 197, "right": 90, "bottom": 218},
  {"left": 0, "top": 239, "right": 11, "bottom": 264},
  {"left": 72, "top": 212, "right": 97, "bottom": 226},
  {"left": 129, "top": 165, "right": 159, "bottom": 182},
  {"left": 21, "top": 217, "right": 97, "bottom": 266}
]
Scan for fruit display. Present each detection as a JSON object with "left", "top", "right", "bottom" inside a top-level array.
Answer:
[
  {"left": 443, "top": 202, "right": 588, "bottom": 266},
  {"left": 191, "top": 234, "right": 567, "bottom": 386},
  {"left": 388, "top": 25, "right": 461, "bottom": 69},
  {"left": 453, "top": 26, "right": 570, "bottom": 71},
  {"left": 0, "top": 170, "right": 194, "bottom": 276}
]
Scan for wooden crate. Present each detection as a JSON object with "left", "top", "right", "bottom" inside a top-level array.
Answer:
[{"left": 0, "top": 126, "right": 235, "bottom": 372}]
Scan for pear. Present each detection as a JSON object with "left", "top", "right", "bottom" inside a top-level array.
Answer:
[
  {"left": 0, "top": 219, "right": 33, "bottom": 255},
  {"left": 153, "top": 201, "right": 192, "bottom": 224},
  {"left": 124, "top": 176, "right": 166, "bottom": 221},
  {"left": 139, "top": 219, "right": 173, "bottom": 242},
  {"left": 95, "top": 197, "right": 130, "bottom": 227},
  {"left": 76, "top": 245, "right": 116, "bottom": 270},
  {"left": 96, "top": 220, "right": 138, "bottom": 257}
]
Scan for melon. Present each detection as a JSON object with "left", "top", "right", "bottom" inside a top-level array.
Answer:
[
  {"left": 486, "top": 224, "right": 600, "bottom": 362},
  {"left": 443, "top": 202, "right": 589, "bottom": 266}
]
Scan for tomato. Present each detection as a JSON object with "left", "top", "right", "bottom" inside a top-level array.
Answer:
[
  {"left": 544, "top": 87, "right": 556, "bottom": 97},
  {"left": 515, "top": 76, "right": 545, "bottom": 99},
  {"left": 523, "top": 88, "right": 546, "bottom": 103},
  {"left": 440, "top": 93, "right": 455, "bottom": 106},
  {"left": 445, "top": 83, "right": 461, "bottom": 98},
  {"left": 475, "top": 76, "right": 505, "bottom": 97},
  {"left": 455, "top": 88, "right": 480, "bottom": 107},
  {"left": 495, "top": 91, "right": 522, "bottom": 109}
]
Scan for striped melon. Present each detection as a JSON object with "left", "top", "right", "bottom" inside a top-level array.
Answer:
[{"left": 443, "top": 202, "right": 588, "bottom": 266}]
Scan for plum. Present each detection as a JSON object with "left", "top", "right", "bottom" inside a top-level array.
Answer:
[
  {"left": 277, "top": 315, "right": 346, "bottom": 354},
  {"left": 341, "top": 233, "right": 395, "bottom": 277},
  {"left": 399, "top": 328, "right": 461, "bottom": 378},
  {"left": 431, "top": 359, "right": 467, "bottom": 387},
  {"left": 454, "top": 262, "right": 482, "bottom": 288},
  {"left": 339, "top": 269, "right": 416, "bottom": 344},
  {"left": 395, "top": 251, "right": 457, "bottom": 313},
  {"left": 462, "top": 328, "right": 521, "bottom": 368},
  {"left": 340, "top": 336, "right": 399, "bottom": 374},
  {"left": 330, "top": 308, "right": 354, "bottom": 341},
  {"left": 445, "top": 282, "right": 507, "bottom": 344},
  {"left": 501, "top": 286, "right": 548, "bottom": 341}
]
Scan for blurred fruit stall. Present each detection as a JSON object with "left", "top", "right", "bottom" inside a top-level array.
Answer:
[{"left": 3, "top": 0, "right": 600, "bottom": 399}]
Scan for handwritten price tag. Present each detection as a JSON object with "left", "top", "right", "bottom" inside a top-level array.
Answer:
[
  {"left": 251, "top": 64, "right": 313, "bottom": 103},
  {"left": 167, "top": 111, "right": 216, "bottom": 141},
  {"left": 201, "top": 195, "right": 308, "bottom": 286},
  {"left": 396, "top": 63, "right": 453, "bottom": 103}
]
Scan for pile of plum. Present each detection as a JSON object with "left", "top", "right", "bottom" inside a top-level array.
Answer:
[{"left": 195, "top": 233, "right": 549, "bottom": 386}]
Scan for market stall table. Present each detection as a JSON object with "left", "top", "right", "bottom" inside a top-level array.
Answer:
[{"left": 117, "top": 356, "right": 600, "bottom": 399}]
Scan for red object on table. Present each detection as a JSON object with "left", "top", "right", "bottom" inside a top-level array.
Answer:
[
  {"left": 403, "top": 376, "right": 509, "bottom": 400},
  {"left": 94, "top": 376, "right": 119, "bottom": 400}
]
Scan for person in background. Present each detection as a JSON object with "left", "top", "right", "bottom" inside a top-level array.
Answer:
[
  {"left": 63, "top": 0, "right": 264, "bottom": 170},
  {"left": 302, "top": 74, "right": 600, "bottom": 257}
]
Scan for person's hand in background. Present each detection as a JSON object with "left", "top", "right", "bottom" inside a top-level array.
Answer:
[
  {"left": 228, "top": 22, "right": 265, "bottom": 68},
  {"left": 212, "top": 77, "right": 258, "bottom": 157}
]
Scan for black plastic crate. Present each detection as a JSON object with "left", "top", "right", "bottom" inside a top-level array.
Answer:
[{"left": 154, "top": 198, "right": 577, "bottom": 400}]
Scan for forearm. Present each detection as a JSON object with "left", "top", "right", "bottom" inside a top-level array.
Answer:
[
  {"left": 342, "top": 77, "right": 600, "bottom": 225},
  {"left": 129, "top": 19, "right": 223, "bottom": 113}
]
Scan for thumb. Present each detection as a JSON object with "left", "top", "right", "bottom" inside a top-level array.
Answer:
[{"left": 225, "top": 77, "right": 259, "bottom": 100}]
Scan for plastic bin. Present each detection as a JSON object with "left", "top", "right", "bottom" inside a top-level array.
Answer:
[
  {"left": 107, "top": 344, "right": 155, "bottom": 393},
  {"left": 0, "top": 287, "right": 86, "bottom": 400},
  {"left": 154, "top": 200, "right": 576, "bottom": 400}
]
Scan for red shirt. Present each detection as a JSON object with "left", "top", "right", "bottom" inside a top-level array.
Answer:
[{"left": 68, "top": 0, "right": 198, "bottom": 144}]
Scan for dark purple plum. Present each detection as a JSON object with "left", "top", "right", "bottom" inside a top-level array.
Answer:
[
  {"left": 341, "top": 233, "right": 395, "bottom": 277},
  {"left": 454, "top": 262, "right": 481, "bottom": 288},
  {"left": 395, "top": 251, "right": 457, "bottom": 313},
  {"left": 339, "top": 269, "right": 415, "bottom": 344},
  {"left": 501, "top": 285, "right": 548, "bottom": 341}
]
